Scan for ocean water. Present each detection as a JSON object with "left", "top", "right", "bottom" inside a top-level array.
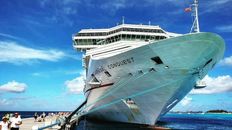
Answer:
[
  {"left": 157, "top": 113, "right": 232, "bottom": 130},
  {"left": 0, "top": 111, "right": 62, "bottom": 119},
  {"left": 1, "top": 111, "right": 232, "bottom": 129}
]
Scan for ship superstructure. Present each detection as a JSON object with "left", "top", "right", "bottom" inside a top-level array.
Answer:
[
  {"left": 63, "top": 0, "right": 225, "bottom": 128},
  {"left": 73, "top": 24, "right": 180, "bottom": 76},
  {"left": 74, "top": 24, "right": 171, "bottom": 48}
]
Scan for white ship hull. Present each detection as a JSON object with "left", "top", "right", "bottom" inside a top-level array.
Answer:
[{"left": 77, "top": 32, "right": 225, "bottom": 125}]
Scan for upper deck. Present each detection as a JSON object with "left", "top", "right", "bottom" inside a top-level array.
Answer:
[{"left": 72, "top": 24, "right": 180, "bottom": 51}]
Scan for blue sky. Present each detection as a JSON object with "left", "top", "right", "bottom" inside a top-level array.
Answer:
[{"left": 0, "top": 0, "right": 232, "bottom": 112}]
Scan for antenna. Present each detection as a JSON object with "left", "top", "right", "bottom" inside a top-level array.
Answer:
[
  {"left": 190, "top": 0, "right": 200, "bottom": 33},
  {"left": 122, "top": 16, "right": 125, "bottom": 24}
]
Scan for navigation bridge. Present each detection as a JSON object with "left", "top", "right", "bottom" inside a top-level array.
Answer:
[{"left": 72, "top": 24, "right": 180, "bottom": 51}]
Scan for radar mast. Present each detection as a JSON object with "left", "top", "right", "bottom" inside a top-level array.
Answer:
[{"left": 190, "top": 0, "right": 200, "bottom": 33}]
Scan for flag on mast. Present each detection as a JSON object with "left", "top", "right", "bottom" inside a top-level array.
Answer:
[{"left": 184, "top": 7, "right": 192, "bottom": 12}]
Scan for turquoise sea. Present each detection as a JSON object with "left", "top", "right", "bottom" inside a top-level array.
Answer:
[{"left": 157, "top": 113, "right": 232, "bottom": 130}]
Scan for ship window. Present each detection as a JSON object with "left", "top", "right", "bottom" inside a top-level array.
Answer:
[
  {"left": 104, "top": 71, "right": 111, "bottom": 77},
  {"left": 131, "top": 35, "right": 136, "bottom": 39},
  {"left": 136, "top": 35, "right": 140, "bottom": 39},
  {"left": 90, "top": 74, "right": 100, "bottom": 82},
  {"left": 158, "top": 30, "right": 164, "bottom": 33},
  {"left": 122, "top": 34, "right": 125, "bottom": 38},
  {"left": 119, "top": 35, "right": 122, "bottom": 40},
  {"left": 115, "top": 35, "right": 120, "bottom": 41},
  {"left": 141, "top": 35, "right": 145, "bottom": 40},
  {"left": 74, "top": 40, "right": 78, "bottom": 44},
  {"left": 160, "top": 36, "right": 166, "bottom": 39},
  {"left": 151, "top": 56, "right": 163, "bottom": 64},
  {"left": 204, "top": 59, "right": 213, "bottom": 67},
  {"left": 149, "top": 68, "right": 156, "bottom": 72},
  {"left": 93, "top": 39, "right": 96, "bottom": 45},
  {"left": 145, "top": 35, "right": 150, "bottom": 39}
]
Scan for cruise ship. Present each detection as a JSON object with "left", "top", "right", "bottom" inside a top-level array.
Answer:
[{"left": 62, "top": 0, "right": 225, "bottom": 128}]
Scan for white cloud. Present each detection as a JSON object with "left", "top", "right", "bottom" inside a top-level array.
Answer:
[
  {"left": 0, "top": 33, "right": 23, "bottom": 41},
  {"left": 65, "top": 71, "right": 85, "bottom": 94},
  {"left": 191, "top": 75, "right": 232, "bottom": 94},
  {"left": 203, "top": 0, "right": 231, "bottom": 13},
  {"left": 100, "top": 0, "right": 127, "bottom": 14},
  {"left": 0, "top": 99, "right": 12, "bottom": 106},
  {"left": 32, "top": 73, "right": 42, "bottom": 76},
  {"left": 63, "top": 7, "right": 77, "bottom": 15},
  {"left": 38, "top": 0, "right": 81, "bottom": 26},
  {"left": 64, "top": 70, "right": 81, "bottom": 75},
  {"left": 180, "top": 96, "right": 192, "bottom": 106},
  {"left": 99, "top": 0, "right": 186, "bottom": 16},
  {"left": 39, "top": 0, "right": 80, "bottom": 15},
  {"left": 31, "top": 69, "right": 81, "bottom": 78},
  {"left": 0, "top": 81, "right": 27, "bottom": 93},
  {"left": 219, "top": 56, "right": 232, "bottom": 66},
  {"left": 215, "top": 25, "right": 232, "bottom": 33},
  {"left": 99, "top": 0, "right": 166, "bottom": 14},
  {"left": 210, "top": 0, "right": 230, "bottom": 5},
  {"left": 0, "top": 41, "right": 69, "bottom": 64},
  {"left": 62, "top": 0, "right": 80, "bottom": 5}
]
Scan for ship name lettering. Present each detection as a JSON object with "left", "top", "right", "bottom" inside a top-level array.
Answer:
[{"left": 107, "top": 57, "right": 134, "bottom": 69}]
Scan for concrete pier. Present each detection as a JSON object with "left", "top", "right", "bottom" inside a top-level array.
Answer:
[{"left": 20, "top": 116, "right": 60, "bottom": 130}]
